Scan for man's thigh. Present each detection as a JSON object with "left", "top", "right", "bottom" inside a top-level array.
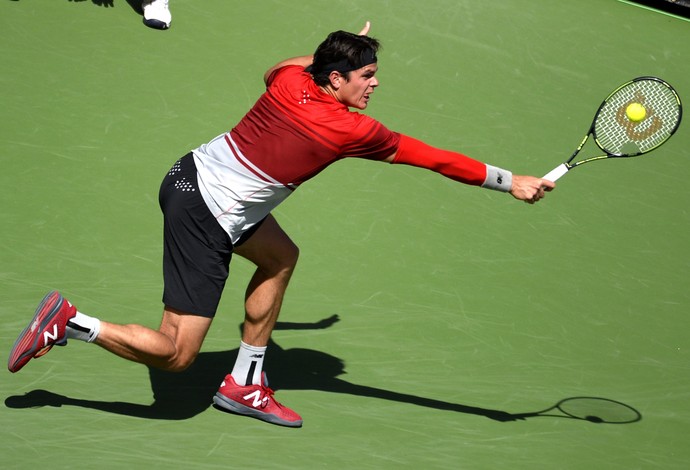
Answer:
[{"left": 233, "top": 215, "right": 298, "bottom": 269}]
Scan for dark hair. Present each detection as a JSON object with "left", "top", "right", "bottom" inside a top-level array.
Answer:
[{"left": 309, "top": 31, "right": 380, "bottom": 86}]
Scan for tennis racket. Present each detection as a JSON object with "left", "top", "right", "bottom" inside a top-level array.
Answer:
[{"left": 543, "top": 76, "right": 682, "bottom": 182}]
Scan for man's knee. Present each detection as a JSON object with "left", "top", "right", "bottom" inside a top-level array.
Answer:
[
  {"left": 261, "top": 239, "right": 300, "bottom": 275},
  {"left": 157, "top": 309, "right": 211, "bottom": 372},
  {"left": 161, "top": 351, "right": 198, "bottom": 372}
]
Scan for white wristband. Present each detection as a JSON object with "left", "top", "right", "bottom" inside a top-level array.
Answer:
[{"left": 482, "top": 165, "right": 513, "bottom": 192}]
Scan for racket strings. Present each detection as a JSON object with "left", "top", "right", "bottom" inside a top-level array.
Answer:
[{"left": 594, "top": 79, "right": 681, "bottom": 156}]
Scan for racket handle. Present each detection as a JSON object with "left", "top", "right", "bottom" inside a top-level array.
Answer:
[{"left": 543, "top": 164, "right": 569, "bottom": 182}]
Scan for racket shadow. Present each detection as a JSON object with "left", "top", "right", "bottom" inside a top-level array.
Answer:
[
  {"left": 510, "top": 397, "right": 642, "bottom": 424},
  {"left": 3, "top": 315, "right": 641, "bottom": 425}
]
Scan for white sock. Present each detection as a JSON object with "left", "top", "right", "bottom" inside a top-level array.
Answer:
[
  {"left": 66, "top": 311, "right": 101, "bottom": 343},
  {"left": 231, "top": 341, "right": 267, "bottom": 386}
]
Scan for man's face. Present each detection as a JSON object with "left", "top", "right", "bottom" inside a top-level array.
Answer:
[{"left": 337, "top": 63, "right": 379, "bottom": 110}]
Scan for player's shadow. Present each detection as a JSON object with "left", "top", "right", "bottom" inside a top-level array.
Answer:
[
  {"left": 3, "top": 315, "right": 640, "bottom": 424},
  {"left": 64, "top": 0, "right": 139, "bottom": 9},
  {"left": 59, "top": 0, "right": 143, "bottom": 14}
]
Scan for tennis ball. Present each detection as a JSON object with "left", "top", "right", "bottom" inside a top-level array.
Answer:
[{"left": 626, "top": 102, "right": 646, "bottom": 122}]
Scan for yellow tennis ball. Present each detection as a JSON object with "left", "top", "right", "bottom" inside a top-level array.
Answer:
[{"left": 626, "top": 102, "right": 646, "bottom": 122}]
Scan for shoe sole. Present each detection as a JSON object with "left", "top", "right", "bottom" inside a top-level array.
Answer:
[
  {"left": 8, "top": 291, "right": 65, "bottom": 373},
  {"left": 143, "top": 19, "right": 170, "bottom": 30},
  {"left": 213, "top": 393, "right": 303, "bottom": 428}
]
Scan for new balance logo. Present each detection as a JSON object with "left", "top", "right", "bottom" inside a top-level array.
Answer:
[
  {"left": 243, "top": 390, "right": 269, "bottom": 408},
  {"left": 249, "top": 354, "right": 264, "bottom": 358},
  {"left": 43, "top": 324, "right": 58, "bottom": 346}
]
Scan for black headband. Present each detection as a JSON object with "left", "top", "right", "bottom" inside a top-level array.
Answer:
[{"left": 315, "top": 48, "right": 377, "bottom": 74}]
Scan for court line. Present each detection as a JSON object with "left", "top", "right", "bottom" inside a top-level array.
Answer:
[{"left": 617, "top": 0, "right": 690, "bottom": 22}]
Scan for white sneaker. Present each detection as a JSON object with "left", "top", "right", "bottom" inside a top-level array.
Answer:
[{"left": 142, "top": 0, "right": 171, "bottom": 30}]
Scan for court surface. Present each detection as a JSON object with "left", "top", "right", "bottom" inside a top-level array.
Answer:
[{"left": 1, "top": 1, "right": 689, "bottom": 468}]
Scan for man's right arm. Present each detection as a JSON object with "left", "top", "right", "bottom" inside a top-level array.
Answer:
[{"left": 263, "top": 56, "right": 314, "bottom": 85}]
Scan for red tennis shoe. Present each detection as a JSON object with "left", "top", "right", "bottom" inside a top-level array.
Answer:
[
  {"left": 8, "top": 291, "right": 76, "bottom": 373},
  {"left": 213, "top": 373, "right": 303, "bottom": 427}
]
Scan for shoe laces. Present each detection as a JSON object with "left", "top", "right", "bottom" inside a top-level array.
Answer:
[
  {"left": 256, "top": 384, "right": 287, "bottom": 410},
  {"left": 260, "top": 384, "right": 275, "bottom": 400}
]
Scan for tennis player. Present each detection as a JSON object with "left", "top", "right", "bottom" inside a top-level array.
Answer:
[{"left": 8, "top": 23, "right": 554, "bottom": 428}]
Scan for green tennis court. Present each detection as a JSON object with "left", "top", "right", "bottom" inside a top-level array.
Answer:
[{"left": 2, "top": 1, "right": 689, "bottom": 468}]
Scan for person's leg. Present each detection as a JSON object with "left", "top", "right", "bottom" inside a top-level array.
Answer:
[
  {"left": 233, "top": 214, "right": 299, "bottom": 348},
  {"left": 7, "top": 293, "right": 210, "bottom": 374},
  {"left": 93, "top": 151, "right": 218, "bottom": 372},
  {"left": 95, "top": 307, "right": 212, "bottom": 372},
  {"left": 213, "top": 214, "right": 303, "bottom": 427},
  {"left": 9, "top": 153, "right": 224, "bottom": 374}
]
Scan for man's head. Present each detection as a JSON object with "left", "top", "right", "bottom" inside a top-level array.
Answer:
[
  {"left": 310, "top": 31, "right": 381, "bottom": 109},
  {"left": 310, "top": 30, "right": 380, "bottom": 86}
]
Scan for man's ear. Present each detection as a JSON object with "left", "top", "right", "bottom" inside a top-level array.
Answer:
[{"left": 328, "top": 71, "right": 342, "bottom": 90}]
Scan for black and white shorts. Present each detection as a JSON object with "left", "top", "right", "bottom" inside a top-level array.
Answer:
[{"left": 158, "top": 153, "right": 262, "bottom": 317}]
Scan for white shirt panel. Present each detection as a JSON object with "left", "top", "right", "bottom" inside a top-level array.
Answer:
[{"left": 193, "top": 133, "right": 293, "bottom": 244}]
